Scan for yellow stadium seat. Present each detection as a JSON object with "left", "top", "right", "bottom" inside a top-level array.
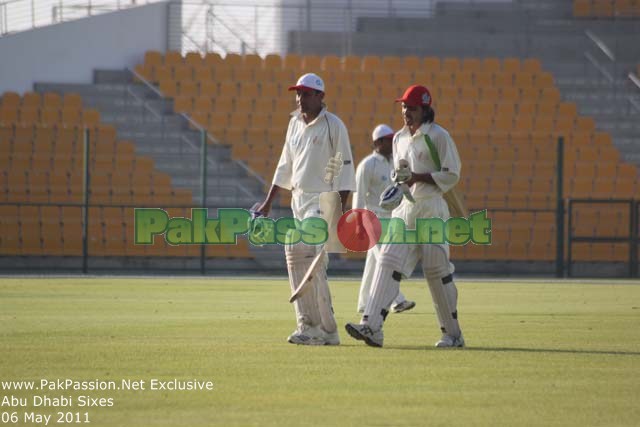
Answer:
[
  {"left": 174, "top": 64, "right": 192, "bottom": 81},
  {"left": 423, "top": 57, "right": 441, "bottom": 72},
  {"left": 22, "top": 92, "right": 41, "bottom": 109},
  {"left": 43, "top": 92, "right": 62, "bottom": 109},
  {"left": 283, "top": 54, "right": 302, "bottom": 71},
  {"left": 184, "top": 52, "right": 202, "bottom": 67},
  {"left": 454, "top": 71, "right": 474, "bottom": 87},
  {"left": 472, "top": 72, "right": 491, "bottom": 87},
  {"left": 592, "top": 0, "right": 614, "bottom": 16},
  {"left": 441, "top": 58, "right": 460, "bottom": 73},
  {"left": 481, "top": 57, "right": 501, "bottom": 73},
  {"left": 164, "top": 51, "right": 183, "bottom": 66},
  {"left": 515, "top": 72, "right": 535, "bottom": 87},
  {"left": 0, "top": 107, "right": 18, "bottom": 124},
  {"left": 401, "top": 56, "right": 421, "bottom": 69},
  {"left": 535, "top": 72, "right": 554, "bottom": 87},
  {"left": 381, "top": 56, "right": 401, "bottom": 70},
  {"left": 173, "top": 96, "right": 192, "bottom": 114},
  {"left": 301, "top": 55, "right": 322, "bottom": 71},
  {"left": 243, "top": 54, "right": 262, "bottom": 69},
  {"left": 342, "top": 55, "right": 361, "bottom": 71},
  {"left": 573, "top": 0, "right": 591, "bottom": 17},
  {"left": 494, "top": 72, "right": 514, "bottom": 87},
  {"left": 179, "top": 81, "right": 198, "bottom": 97},
  {"left": 264, "top": 54, "right": 282, "bottom": 70},
  {"left": 461, "top": 58, "right": 481, "bottom": 73},
  {"left": 159, "top": 80, "right": 178, "bottom": 98},
  {"left": 321, "top": 55, "right": 341, "bottom": 71},
  {"left": 144, "top": 51, "right": 163, "bottom": 67},
  {"left": 362, "top": 55, "right": 381, "bottom": 72},
  {"left": 503, "top": 58, "right": 521, "bottom": 74}
]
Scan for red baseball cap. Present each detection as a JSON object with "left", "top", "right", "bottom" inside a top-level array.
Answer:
[{"left": 395, "top": 85, "right": 432, "bottom": 107}]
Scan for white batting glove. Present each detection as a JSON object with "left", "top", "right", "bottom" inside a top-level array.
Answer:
[
  {"left": 398, "top": 183, "right": 415, "bottom": 203},
  {"left": 391, "top": 159, "right": 412, "bottom": 183},
  {"left": 323, "top": 151, "right": 343, "bottom": 184}
]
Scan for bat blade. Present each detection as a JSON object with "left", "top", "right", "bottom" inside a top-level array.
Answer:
[
  {"left": 319, "top": 191, "right": 345, "bottom": 253},
  {"left": 289, "top": 248, "right": 325, "bottom": 303}
]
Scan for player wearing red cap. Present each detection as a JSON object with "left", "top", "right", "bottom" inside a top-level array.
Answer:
[
  {"left": 345, "top": 85, "right": 464, "bottom": 348},
  {"left": 353, "top": 124, "right": 416, "bottom": 314},
  {"left": 255, "top": 73, "right": 356, "bottom": 346}
]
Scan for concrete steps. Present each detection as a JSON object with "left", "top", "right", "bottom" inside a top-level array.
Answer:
[{"left": 34, "top": 70, "right": 267, "bottom": 212}]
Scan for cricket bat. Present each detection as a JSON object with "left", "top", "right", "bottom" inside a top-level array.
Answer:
[{"left": 289, "top": 151, "right": 344, "bottom": 303}]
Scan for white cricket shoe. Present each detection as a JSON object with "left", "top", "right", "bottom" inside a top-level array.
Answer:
[
  {"left": 323, "top": 329, "right": 341, "bottom": 346},
  {"left": 435, "top": 333, "right": 465, "bottom": 348},
  {"left": 344, "top": 323, "right": 384, "bottom": 347},
  {"left": 287, "top": 325, "right": 326, "bottom": 346},
  {"left": 391, "top": 300, "right": 416, "bottom": 313}
]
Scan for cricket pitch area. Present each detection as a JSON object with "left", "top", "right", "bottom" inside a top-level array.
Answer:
[{"left": 1, "top": 276, "right": 639, "bottom": 426}]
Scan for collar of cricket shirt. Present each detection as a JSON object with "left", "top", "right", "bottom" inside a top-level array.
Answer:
[
  {"left": 293, "top": 106, "right": 327, "bottom": 126},
  {"left": 372, "top": 151, "right": 390, "bottom": 163}
]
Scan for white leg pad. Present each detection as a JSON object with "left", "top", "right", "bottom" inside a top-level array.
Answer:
[
  {"left": 313, "top": 254, "right": 337, "bottom": 333},
  {"left": 285, "top": 242, "right": 321, "bottom": 329},
  {"left": 422, "top": 244, "right": 461, "bottom": 338},
  {"left": 357, "top": 247, "right": 377, "bottom": 311},
  {"left": 362, "top": 244, "right": 407, "bottom": 330}
]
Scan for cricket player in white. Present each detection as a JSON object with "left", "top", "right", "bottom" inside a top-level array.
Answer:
[
  {"left": 354, "top": 124, "right": 416, "bottom": 314},
  {"left": 256, "top": 73, "right": 356, "bottom": 345},
  {"left": 346, "top": 85, "right": 464, "bottom": 348}
]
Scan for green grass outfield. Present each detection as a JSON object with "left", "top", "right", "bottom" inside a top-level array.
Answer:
[{"left": 1, "top": 277, "right": 639, "bottom": 427}]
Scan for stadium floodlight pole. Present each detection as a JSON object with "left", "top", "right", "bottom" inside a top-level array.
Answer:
[
  {"left": 82, "top": 127, "right": 90, "bottom": 274},
  {"left": 556, "top": 136, "right": 564, "bottom": 278},
  {"left": 200, "top": 129, "right": 207, "bottom": 275}
]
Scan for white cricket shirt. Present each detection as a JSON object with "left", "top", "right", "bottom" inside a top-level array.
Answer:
[
  {"left": 273, "top": 107, "right": 356, "bottom": 193},
  {"left": 353, "top": 151, "right": 393, "bottom": 218},
  {"left": 393, "top": 122, "right": 461, "bottom": 199}
]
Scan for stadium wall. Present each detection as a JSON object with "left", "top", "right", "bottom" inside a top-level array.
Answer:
[{"left": 0, "top": 2, "right": 169, "bottom": 94}]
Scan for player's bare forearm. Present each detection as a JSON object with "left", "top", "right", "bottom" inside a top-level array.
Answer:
[
  {"left": 338, "top": 191, "right": 350, "bottom": 213},
  {"left": 257, "top": 185, "right": 284, "bottom": 216}
]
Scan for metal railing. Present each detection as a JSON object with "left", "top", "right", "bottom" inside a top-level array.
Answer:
[
  {"left": 0, "top": 0, "right": 161, "bottom": 36},
  {"left": 169, "top": 0, "right": 438, "bottom": 57},
  {"left": 567, "top": 199, "right": 639, "bottom": 278}
]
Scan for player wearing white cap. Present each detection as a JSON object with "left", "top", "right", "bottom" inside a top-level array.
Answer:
[
  {"left": 354, "top": 124, "right": 416, "bottom": 314},
  {"left": 345, "top": 85, "right": 464, "bottom": 348},
  {"left": 255, "top": 73, "right": 356, "bottom": 346}
]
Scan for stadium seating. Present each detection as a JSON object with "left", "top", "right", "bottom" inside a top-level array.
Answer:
[
  {"left": 0, "top": 91, "right": 240, "bottom": 258},
  {"left": 573, "top": 0, "right": 640, "bottom": 17},
  {"left": 128, "top": 52, "right": 640, "bottom": 264}
]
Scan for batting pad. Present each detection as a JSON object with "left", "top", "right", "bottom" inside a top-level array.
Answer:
[
  {"left": 319, "top": 191, "right": 345, "bottom": 253},
  {"left": 363, "top": 246, "right": 405, "bottom": 330},
  {"left": 286, "top": 243, "right": 322, "bottom": 329},
  {"left": 422, "top": 245, "right": 461, "bottom": 338},
  {"left": 358, "top": 246, "right": 405, "bottom": 312},
  {"left": 313, "top": 257, "right": 338, "bottom": 333}
]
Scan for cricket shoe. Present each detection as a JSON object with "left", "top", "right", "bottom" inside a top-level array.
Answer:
[
  {"left": 322, "top": 329, "right": 341, "bottom": 346},
  {"left": 435, "top": 333, "right": 465, "bottom": 348},
  {"left": 287, "top": 325, "right": 327, "bottom": 346},
  {"left": 344, "top": 323, "right": 384, "bottom": 347},
  {"left": 391, "top": 300, "right": 416, "bottom": 313}
]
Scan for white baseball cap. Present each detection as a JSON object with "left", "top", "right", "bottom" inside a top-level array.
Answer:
[
  {"left": 371, "top": 124, "right": 394, "bottom": 141},
  {"left": 288, "top": 73, "right": 325, "bottom": 92}
]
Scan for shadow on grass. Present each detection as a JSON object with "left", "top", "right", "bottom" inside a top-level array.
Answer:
[{"left": 379, "top": 345, "right": 640, "bottom": 356}]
